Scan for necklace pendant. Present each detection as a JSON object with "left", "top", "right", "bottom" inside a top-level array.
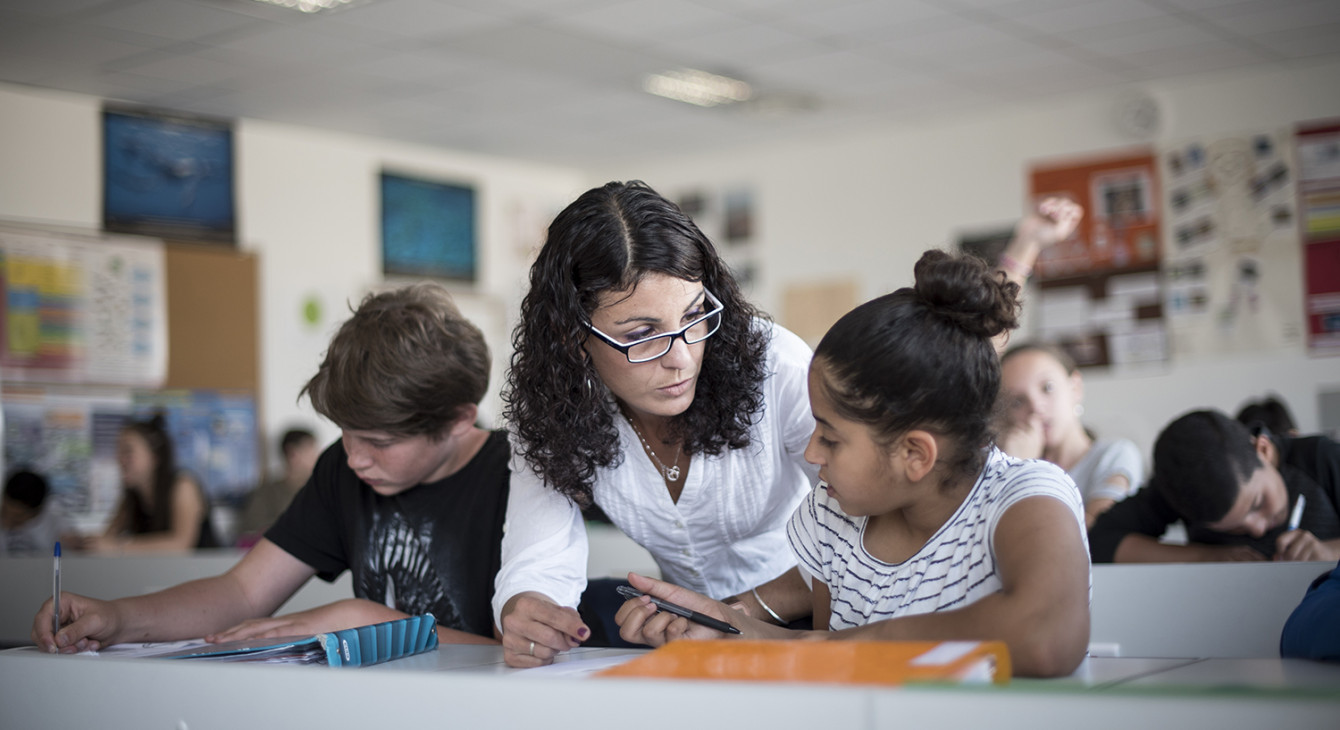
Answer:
[{"left": 665, "top": 465, "right": 681, "bottom": 482}]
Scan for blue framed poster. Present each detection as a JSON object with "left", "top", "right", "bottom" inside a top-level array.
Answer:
[
  {"left": 102, "top": 105, "right": 236, "bottom": 244},
  {"left": 381, "top": 171, "right": 476, "bottom": 281}
]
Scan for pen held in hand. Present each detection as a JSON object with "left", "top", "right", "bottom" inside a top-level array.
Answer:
[
  {"left": 617, "top": 585, "right": 742, "bottom": 635},
  {"left": 1288, "top": 494, "right": 1306, "bottom": 532},
  {"left": 52, "top": 541, "right": 62, "bottom": 638}
]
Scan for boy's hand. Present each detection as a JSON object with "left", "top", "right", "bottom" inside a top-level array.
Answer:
[
  {"left": 1275, "top": 530, "right": 1339, "bottom": 562},
  {"left": 32, "top": 592, "right": 120, "bottom": 654}
]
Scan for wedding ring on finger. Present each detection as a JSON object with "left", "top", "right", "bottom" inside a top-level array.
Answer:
[{"left": 528, "top": 640, "right": 535, "bottom": 656}]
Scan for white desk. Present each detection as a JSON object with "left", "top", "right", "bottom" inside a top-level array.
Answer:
[{"left": 2, "top": 645, "right": 1336, "bottom": 730}]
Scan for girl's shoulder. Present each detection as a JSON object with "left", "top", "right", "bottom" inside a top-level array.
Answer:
[{"left": 979, "top": 449, "right": 1079, "bottom": 503}]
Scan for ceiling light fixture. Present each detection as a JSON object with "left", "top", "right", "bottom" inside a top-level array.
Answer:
[
  {"left": 643, "top": 69, "right": 753, "bottom": 108},
  {"left": 248, "top": 0, "right": 358, "bottom": 13}
]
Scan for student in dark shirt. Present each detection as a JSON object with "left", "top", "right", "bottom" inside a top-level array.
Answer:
[
  {"left": 1281, "top": 559, "right": 1340, "bottom": 660},
  {"left": 1089, "top": 409, "right": 1340, "bottom": 563},
  {"left": 32, "top": 284, "right": 509, "bottom": 652}
]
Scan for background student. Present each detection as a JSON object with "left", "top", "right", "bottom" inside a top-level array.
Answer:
[
  {"left": 32, "top": 284, "right": 508, "bottom": 653},
  {"left": 1280, "top": 559, "right": 1340, "bottom": 661},
  {"left": 234, "top": 427, "right": 318, "bottom": 547},
  {"left": 1089, "top": 409, "right": 1340, "bottom": 563},
  {"left": 1236, "top": 393, "right": 1300, "bottom": 437},
  {"left": 616, "top": 250, "right": 1091, "bottom": 678},
  {"left": 76, "top": 413, "right": 219, "bottom": 553},
  {"left": 996, "top": 342, "right": 1143, "bottom": 527},
  {"left": 1, "top": 469, "right": 69, "bottom": 556}
]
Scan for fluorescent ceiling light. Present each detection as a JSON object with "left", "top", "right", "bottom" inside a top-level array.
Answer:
[
  {"left": 643, "top": 69, "right": 753, "bottom": 107},
  {"left": 249, "top": 0, "right": 358, "bottom": 13}
]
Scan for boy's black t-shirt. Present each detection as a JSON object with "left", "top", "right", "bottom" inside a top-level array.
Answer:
[{"left": 265, "top": 430, "right": 510, "bottom": 638}]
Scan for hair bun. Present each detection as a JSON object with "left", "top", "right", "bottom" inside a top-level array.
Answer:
[{"left": 912, "top": 249, "right": 1020, "bottom": 339}]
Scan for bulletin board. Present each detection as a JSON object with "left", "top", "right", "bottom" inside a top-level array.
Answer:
[
  {"left": 162, "top": 243, "right": 258, "bottom": 390},
  {"left": 1029, "top": 150, "right": 1167, "bottom": 368},
  {"left": 1297, "top": 121, "right": 1340, "bottom": 356},
  {"left": 1160, "top": 127, "right": 1305, "bottom": 357},
  {"left": 1, "top": 227, "right": 261, "bottom": 522}
]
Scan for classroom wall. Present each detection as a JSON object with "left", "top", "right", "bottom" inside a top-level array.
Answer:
[
  {"left": 0, "top": 82, "right": 586, "bottom": 466},
  {"left": 5, "top": 59, "right": 1340, "bottom": 470},
  {"left": 592, "top": 57, "right": 1340, "bottom": 462}
]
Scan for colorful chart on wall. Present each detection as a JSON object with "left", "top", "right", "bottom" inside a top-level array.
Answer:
[
  {"left": 1, "top": 387, "right": 131, "bottom": 518},
  {"left": 1029, "top": 150, "right": 1166, "bottom": 368},
  {"left": 1297, "top": 121, "right": 1340, "bottom": 356},
  {"left": 1159, "top": 128, "right": 1305, "bottom": 357},
  {"left": 0, "top": 227, "right": 167, "bottom": 386}
]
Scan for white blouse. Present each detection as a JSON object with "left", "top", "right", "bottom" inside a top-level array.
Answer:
[{"left": 492, "top": 321, "right": 818, "bottom": 624}]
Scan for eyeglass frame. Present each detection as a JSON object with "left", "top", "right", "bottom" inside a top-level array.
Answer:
[{"left": 584, "top": 288, "right": 725, "bottom": 363}]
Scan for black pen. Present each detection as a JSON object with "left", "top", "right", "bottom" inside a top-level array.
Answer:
[{"left": 617, "top": 585, "right": 742, "bottom": 635}]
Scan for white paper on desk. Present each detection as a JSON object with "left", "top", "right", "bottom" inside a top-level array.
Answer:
[
  {"left": 86, "top": 640, "right": 209, "bottom": 658},
  {"left": 518, "top": 654, "right": 640, "bottom": 678}
]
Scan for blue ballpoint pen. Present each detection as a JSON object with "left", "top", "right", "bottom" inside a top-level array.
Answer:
[{"left": 52, "top": 541, "right": 62, "bottom": 639}]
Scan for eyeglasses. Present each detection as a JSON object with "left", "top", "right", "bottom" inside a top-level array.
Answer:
[{"left": 586, "top": 289, "right": 724, "bottom": 363}]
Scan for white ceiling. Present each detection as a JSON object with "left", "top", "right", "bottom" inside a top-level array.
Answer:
[{"left": 2, "top": 0, "right": 1338, "bottom": 166}]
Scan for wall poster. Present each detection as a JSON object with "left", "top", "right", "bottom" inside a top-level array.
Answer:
[
  {"left": 0, "top": 227, "right": 167, "bottom": 386},
  {"left": 1159, "top": 128, "right": 1305, "bottom": 357},
  {"left": 1297, "top": 121, "right": 1340, "bottom": 356}
]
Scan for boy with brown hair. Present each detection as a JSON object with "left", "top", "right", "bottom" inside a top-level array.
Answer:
[{"left": 33, "top": 284, "right": 510, "bottom": 652}]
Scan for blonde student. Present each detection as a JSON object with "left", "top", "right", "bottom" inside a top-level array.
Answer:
[{"left": 617, "top": 250, "right": 1092, "bottom": 678}]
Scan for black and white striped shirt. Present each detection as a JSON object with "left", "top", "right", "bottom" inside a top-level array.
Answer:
[{"left": 787, "top": 448, "right": 1087, "bottom": 630}]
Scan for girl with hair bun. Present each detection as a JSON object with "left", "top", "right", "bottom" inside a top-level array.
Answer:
[{"left": 616, "top": 250, "right": 1092, "bottom": 678}]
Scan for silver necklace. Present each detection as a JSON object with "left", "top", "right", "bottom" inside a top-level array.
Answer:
[{"left": 625, "top": 414, "right": 683, "bottom": 483}]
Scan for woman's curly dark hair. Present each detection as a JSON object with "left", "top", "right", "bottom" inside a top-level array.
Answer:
[
  {"left": 503, "top": 181, "right": 769, "bottom": 504},
  {"left": 813, "top": 249, "right": 1021, "bottom": 484}
]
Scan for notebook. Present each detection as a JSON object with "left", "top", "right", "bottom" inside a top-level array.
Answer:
[
  {"left": 596, "top": 639, "right": 1011, "bottom": 686},
  {"left": 94, "top": 613, "right": 439, "bottom": 668}
]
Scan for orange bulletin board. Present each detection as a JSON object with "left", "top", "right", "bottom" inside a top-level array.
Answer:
[
  {"left": 1028, "top": 149, "right": 1167, "bottom": 368},
  {"left": 1031, "top": 149, "right": 1161, "bottom": 280}
]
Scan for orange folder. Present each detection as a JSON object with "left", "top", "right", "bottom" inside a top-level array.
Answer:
[{"left": 597, "top": 639, "right": 1010, "bottom": 686}]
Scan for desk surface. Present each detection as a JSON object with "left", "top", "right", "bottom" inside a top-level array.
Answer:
[{"left": 3, "top": 645, "right": 1336, "bottom": 730}]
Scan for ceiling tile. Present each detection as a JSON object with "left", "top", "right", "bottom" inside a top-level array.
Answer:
[
  {"left": 549, "top": 0, "right": 741, "bottom": 45},
  {"left": 1249, "top": 22, "right": 1340, "bottom": 59},
  {"left": 319, "top": 0, "right": 507, "bottom": 39},
  {"left": 1198, "top": 0, "right": 1340, "bottom": 37},
  {"left": 86, "top": 0, "right": 264, "bottom": 42},
  {"left": 1008, "top": 0, "right": 1166, "bottom": 34}
]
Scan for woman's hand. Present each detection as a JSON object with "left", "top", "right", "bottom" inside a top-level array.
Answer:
[
  {"left": 499, "top": 592, "right": 589, "bottom": 668},
  {"left": 614, "top": 572, "right": 740, "bottom": 647}
]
